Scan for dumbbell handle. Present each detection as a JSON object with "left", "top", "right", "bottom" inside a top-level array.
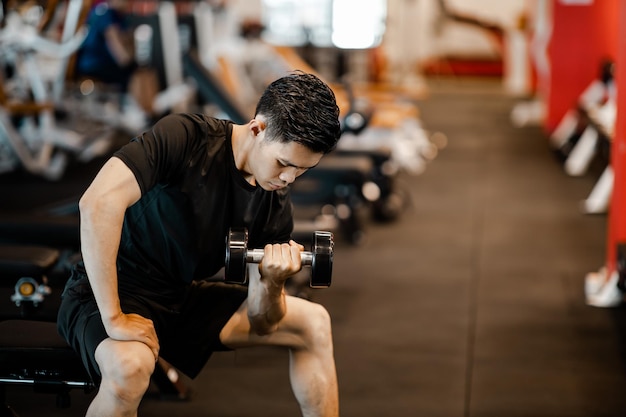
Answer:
[{"left": 246, "top": 249, "right": 314, "bottom": 265}]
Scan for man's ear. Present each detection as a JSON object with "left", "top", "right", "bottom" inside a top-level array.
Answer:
[{"left": 250, "top": 119, "right": 266, "bottom": 136}]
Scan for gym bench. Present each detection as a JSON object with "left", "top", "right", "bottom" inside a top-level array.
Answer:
[
  {"left": 0, "top": 319, "right": 96, "bottom": 415},
  {"left": 0, "top": 241, "right": 191, "bottom": 415},
  {"left": 290, "top": 154, "right": 375, "bottom": 245},
  {"left": 0, "top": 244, "right": 94, "bottom": 416},
  {"left": 0, "top": 244, "right": 62, "bottom": 320}
]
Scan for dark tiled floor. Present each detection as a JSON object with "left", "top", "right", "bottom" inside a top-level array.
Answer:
[{"left": 3, "top": 78, "right": 626, "bottom": 416}]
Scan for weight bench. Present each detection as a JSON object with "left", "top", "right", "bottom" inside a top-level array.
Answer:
[
  {"left": 291, "top": 154, "right": 375, "bottom": 245},
  {"left": 334, "top": 148, "right": 406, "bottom": 222},
  {"left": 0, "top": 242, "right": 190, "bottom": 413},
  {"left": 0, "top": 319, "right": 95, "bottom": 415},
  {"left": 0, "top": 244, "right": 61, "bottom": 320},
  {"left": 0, "top": 244, "right": 94, "bottom": 416},
  {"left": 0, "top": 212, "right": 81, "bottom": 293}
]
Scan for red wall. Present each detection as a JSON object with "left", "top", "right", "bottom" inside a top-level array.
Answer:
[{"left": 545, "top": 0, "right": 619, "bottom": 132}]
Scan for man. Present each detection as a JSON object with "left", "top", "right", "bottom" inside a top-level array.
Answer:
[{"left": 57, "top": 71, "right": 342, "bottom": 417}]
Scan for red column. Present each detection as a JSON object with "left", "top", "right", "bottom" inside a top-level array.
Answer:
[
  {"left": 605, "top": 2, "right": 626, "bottom": 272},
  {"left": 545, "top": 0, "right": 619, "bottom": 132}
]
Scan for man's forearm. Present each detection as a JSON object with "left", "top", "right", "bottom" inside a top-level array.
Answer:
[{"left": 246, "top": 265, "right": 287, "bottom": 335}]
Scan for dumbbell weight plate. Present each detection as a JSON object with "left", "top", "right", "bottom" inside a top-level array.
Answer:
[
  {"left": 311, "top": 231, "right": 334, "bottom": 288},
  {"left": 225, "top": 228, "right": 248, "bottom": 284}
]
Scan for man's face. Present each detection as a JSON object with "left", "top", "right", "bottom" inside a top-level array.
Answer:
[{"left": 251, "top": 136, "right": 323, "bottom": 191}]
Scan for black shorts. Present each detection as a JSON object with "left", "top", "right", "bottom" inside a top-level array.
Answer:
[{"left": 57, "top": 267, "right": 248, "bottom": 382}]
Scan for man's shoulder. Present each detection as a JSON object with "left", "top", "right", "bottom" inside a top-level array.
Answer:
[{"left": 160, "top": 113, "right": 231, "bottom": 135}]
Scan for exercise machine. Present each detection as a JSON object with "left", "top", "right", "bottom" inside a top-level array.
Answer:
[{"left": 0, "top": 0, "right": 115, "bottom": 180}]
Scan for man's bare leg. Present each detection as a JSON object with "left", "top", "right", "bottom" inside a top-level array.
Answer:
[
  {"left": 220, "top": 296, "right": 339, "bottom": 417},
  {"left": 86, "top": 339, "right": 156, "bottom": 417}
]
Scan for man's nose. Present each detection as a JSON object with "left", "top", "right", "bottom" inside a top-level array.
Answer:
[{"left": 279, "top": 169, "right": 296, "bottom": 184}]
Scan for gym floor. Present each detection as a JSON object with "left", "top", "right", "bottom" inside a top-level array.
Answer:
[{"left": 3, "top": 77, "right": 626, "bottom": 416}]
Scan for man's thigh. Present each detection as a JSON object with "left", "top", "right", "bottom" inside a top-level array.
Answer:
[{"left": 219, "top": 295, "right": 323, "bottom": 350}]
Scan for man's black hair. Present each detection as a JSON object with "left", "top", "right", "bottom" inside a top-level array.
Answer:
[{"left": 254, "top": 71, "right": 342, "bottom": 154}]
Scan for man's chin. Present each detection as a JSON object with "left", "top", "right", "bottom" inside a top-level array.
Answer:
[{"left": 265, "top": 182, "right": 284, "bottom": 191}]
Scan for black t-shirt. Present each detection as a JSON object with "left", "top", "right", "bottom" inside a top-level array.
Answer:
[{"left": 112, "top": 113, "right": 293, "bottom": 290}]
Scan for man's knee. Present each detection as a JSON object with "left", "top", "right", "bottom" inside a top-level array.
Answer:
[
  {"left": 95, "top": 340, "right": 155, "bottom": 398},
  {"left": 301, "top": 302, "right": 333, "bottom": 349}
]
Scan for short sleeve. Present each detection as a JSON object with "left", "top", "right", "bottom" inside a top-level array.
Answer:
[{"left": 113, "top": 114, "right": 200, "bottom": 195}]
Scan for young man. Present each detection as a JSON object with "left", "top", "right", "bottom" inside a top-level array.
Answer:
[{"left": 57, "top": 71, "right": 342, "bottom": 417}]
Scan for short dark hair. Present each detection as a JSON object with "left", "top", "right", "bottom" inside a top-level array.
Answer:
[{"left": 254, "top": 71, "right": 341, "bottom": 154}]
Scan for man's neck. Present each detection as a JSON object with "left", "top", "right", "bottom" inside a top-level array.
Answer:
[{"left": 231, "top": 123, "right": 255, "bottom": 185}]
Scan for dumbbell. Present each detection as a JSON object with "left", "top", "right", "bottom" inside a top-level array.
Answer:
[{"left": 225, "top": 228, "right": 334, "bottom": 288}]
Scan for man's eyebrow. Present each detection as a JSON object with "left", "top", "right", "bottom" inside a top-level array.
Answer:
[{"left": 279, "top": 159, "right": 319, "bottom": 170}]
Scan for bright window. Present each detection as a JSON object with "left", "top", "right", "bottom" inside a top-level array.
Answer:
[
  {"left": 261, "top": 0, "right": 386, "bottom": 49},
  {"left": 332, "top": 0, "right": 386, "bottom": 49}
]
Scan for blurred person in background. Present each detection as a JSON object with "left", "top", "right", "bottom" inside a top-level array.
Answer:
[{"left": 75, "top": 0, "right": 136, "bottom": 98}]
